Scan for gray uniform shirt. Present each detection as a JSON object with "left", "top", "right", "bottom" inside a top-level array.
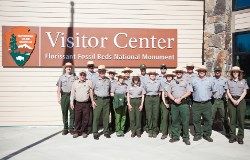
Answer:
[
  {"left": 161, "top": 80, "right": 171, "bottom": 97},
  {"left": 57, "top": 73, "right": 78, "bottom": 93},
  {"left": 111, "top": 82, "right": 127, "bottom": 95},
  {"left": 86, "top": 71, "right": 98, "bottom": 81},
  {"left": 191, "top": 76, "right": 216, "bottom": 102},
  {"left": 183, "top": 72, "right": 198, "bottom": 84},
  {"left": 70, "top": 80, "right": 92, "bottom": 104},
  {"left": 124, "top": 77, "right": 132, "bottom": 86},
  {"left": 225, "top": 79, "right": 249, "bottom": 96},
  {"left": 144, "top": 80, "right": 161, "bottom": 96},
  {"left": 166, "top": 78, "right": 193, "bottom": 98},
  {"left": 156, "top": 74, "right": 167, "bottom": 83},
  {"left": 92, "top": 77, "right": 111, "bottom": 97},
  {"left": 212, "top": 76, "right": 227, "bottom": 99},
  {"left": 140, "top": 74, "right": 149, "bottom": 85},
  {"left": 127, "top": 84, "right": 146, "bottom": 98}
]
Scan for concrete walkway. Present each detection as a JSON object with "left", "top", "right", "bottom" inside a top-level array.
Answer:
[{"left": 0, "top": 126, "right": 250, "bottom": 160}]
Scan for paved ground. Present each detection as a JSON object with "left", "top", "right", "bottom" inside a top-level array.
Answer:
[{"left": 0, "top": 126, "right": 250, "bottom": 160}]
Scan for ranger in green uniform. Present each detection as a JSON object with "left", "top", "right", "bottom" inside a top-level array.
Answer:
[
  {"left": 111, "top": 74, "right": 128, "bottom": 137},
  {"left": 212, "top": 66, "right": 229, "bottom": 136},
  {"left": 91, "top": 65, "right": 111, "bottom": 140},
  {"left": 225, "top": 66, "right": 249, "bottom": 144},
  {"left": 57, "top": 62, "right": 78, "bottom": 135},
  {"left": 160, "top": 70, "right": 176, "bottom": 140},
  {"left": 144, "top": 70, "right": 161, "bottom": 138},
  {"left": 166, "top": 67, "right": 192, "bottom": 145},
  {"left": 127, "top": 73, "right": 146, "bottom": 138},
  {"left": 191, "top": 65, "right": 216, "bottom": 142}
]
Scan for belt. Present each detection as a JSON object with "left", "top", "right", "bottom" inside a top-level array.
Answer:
[
  {"left": 62, "top": 92, "right": 71, "bottom": 96},
  {"left": 96, "top": 96, "right": 110, "bottom": 99},
  {"left": 146, "top": 95, "right": 158, "bottom": 97},
  {"left": 232, "top": 96, "right": 240, "bottom": 100},
  {"left": 76, "top": 101, "right": 88, "bottom": 103},
  {"left": 193, "top": 100, "right": 210, "bottom": 104},
  {"left": 214, "top": 98, "right": 223, "bottom": 100},
  {"left": 131, "top": 97, "right": 142, "bottom": 99}
]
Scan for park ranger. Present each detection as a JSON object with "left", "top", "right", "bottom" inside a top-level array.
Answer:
[
  {"left": 156, "top": 64, "right": 167, "bottom": 83},
  {"left": 111, "top": 73, "right": 128, "bottom": 137},
  {"left": 91, "top": 65, "right": 111, "bottom": 140},
  {"left": 56, "top": 62, "right": 78, "bottom": 135},
  {"left": 160, "top": 70, "right": 176, "bottom": 140},
  {"left": 70, "top": 70, "right": 94, "bottom": 138},
  {"left": 211, "top": 66, "right": 229, "bottom": 137},
  {"left": 191, "top": 65, "right": 216, "bottom": 142},
  {"left": 122, "top": 67, "right": 133, "bottom": 85},
  {"left": 166, "top": 67, "right": 192, "bottom": 145},
  {"left": 225, "top": 66, "right": 249, "bottom": 144},
  {"left": 139, "top": 64, "right": 149, "bottom": 84},
  {"left": 127, "top": 73, "right": 146, "bottom": 138},
  {"left": 183, "top": 63, "right": 198, "bottom": 83},
  {"left": 86, "top": 61, "right": 98, "bottom": 81},
  {"left": 144, "top": 70, "right": 161, "bottom": 138}
]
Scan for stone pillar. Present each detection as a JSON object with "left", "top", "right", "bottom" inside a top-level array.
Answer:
[{"left": 204, "top": 0, "right": 232, "bottom": 76}]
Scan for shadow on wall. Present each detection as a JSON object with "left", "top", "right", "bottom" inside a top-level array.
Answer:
[{"left": 62, "top": 1, "right": 75, "bottom": 74}]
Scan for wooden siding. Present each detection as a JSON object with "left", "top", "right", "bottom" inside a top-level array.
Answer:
[{"left": 0, "top": 0, "right": 204, "bottom": 126}]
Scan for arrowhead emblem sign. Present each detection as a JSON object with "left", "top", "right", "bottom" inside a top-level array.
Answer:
[{"left": 5, "top": 27, "right": 37, "bottom": 66}]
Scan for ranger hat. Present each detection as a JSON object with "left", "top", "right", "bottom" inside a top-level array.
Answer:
[
  {"left": 160, "top": 64, "right": 167, "bottom": 69},
  {"left": 195, "top": 65, "right": 207, "bottom": 72},
  {"left": 116, "top": 73, "right": 127, "bottom": 79},
  {"left": 64, "top": 62, "right": 73, "bottom": 68},
  {"left": 214, "top": 66, "right": 222, "bottom": 72},
  {"left": 87, "top": 61, "right": 94, "bottom": 67},
  {"left": 173, "top": 67, "right": 186, "bottom": 73},
  {"left": 79, "top": 70, "right": 87, "bottom": 75},
  {"left": 107, "top": 69, "right": 117, "bottom": 74},
  {"left": 230, "top": 66, "right": 243, "bottom": 73},
  {"left": 164, "top": 70, "right": 176, "bottom": 77},
  {"left": 98, "top": 65, "right": 106, "bottom": 71},
  {"left": 131, "top": 73, "right": 141, "bottom": 77},
  {"left": 186, "top": 63, "right": 194, "bottom": 67},
  {"left": 147, "top": 70, "right": 159, "bottom": 75},
  {"left": 122, "top": 67, "right": 133, "bottom": 73},
  {"left": 140, "top": 64, "right": 147, "bottom": 70}
]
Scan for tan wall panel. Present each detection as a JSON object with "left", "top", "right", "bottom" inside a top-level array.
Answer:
[{"left": 0, "top": 0, "right": 204, "bottom": 126}]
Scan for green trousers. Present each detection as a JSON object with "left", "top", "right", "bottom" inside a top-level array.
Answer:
[
  {"left": 171, "top": 103, "right": 189, "bottom": 140},
  {"left": 114, "top": 105, "right": 127, "bottom": 134},
  {"left": 61, "top": 94, "right": 74, "bottom": 130},
  {"left": 192, "top": 101, "right": 212, "bottom": 137},
  {"left": 228, "top": 99, "right": 246, "bottom": 140},
  {"left": 129, "top": 98, "right": 142, "bottom": 134},
  {"left": 145, "top": 96, "right": 160, "bottom": 134},
  {"left": 212, "top": 99, "right": 228, "bottom": 133},
  {"left": 160, "top": 100, "right": 171, "bottom": 135},
  {"left": 92, "top": 98, "right": 110, "bottom": 136}
]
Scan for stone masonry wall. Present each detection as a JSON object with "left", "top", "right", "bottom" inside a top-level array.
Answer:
[{"left": 204, "top": 0, "right": 232, "bottom": 76}]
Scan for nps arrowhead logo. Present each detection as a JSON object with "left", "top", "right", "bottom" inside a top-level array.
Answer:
[{"left": 5, "top": 27, "right": 37, "bottom": 66}]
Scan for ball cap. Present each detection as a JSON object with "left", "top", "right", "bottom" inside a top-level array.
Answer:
[
  {"left": 214, "top": 66, "right": 222, "bottom": 72},
  {"left": 160, "top": 64, "right": 167, "bottom": 69},
  {"left": 140, "top": 64, "right": 147, "bottom": 70}
]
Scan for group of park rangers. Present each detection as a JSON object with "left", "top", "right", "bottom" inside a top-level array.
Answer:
[{"left": 56, "top": 61, "right": 248, "bottom": 145}]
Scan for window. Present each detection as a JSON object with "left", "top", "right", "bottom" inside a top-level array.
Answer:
[
  {"left": 234, "top": 31, "right": 250, "bottom": 54},
  {"left": 233, "top": 0, "right": 250, "bottom": 11}
]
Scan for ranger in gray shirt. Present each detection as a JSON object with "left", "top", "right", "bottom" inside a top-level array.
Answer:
[
  {"left": 91, "top": 65, "right": 111, "bottom": 140},
  {"left": 225, "top": 66, "right": 249, "bottom": 144},
  {"left": 211, "top": 66, "right": 229, "bottom": 136},
  {"left": 144, "top": 70, "right": 161, "bottom": 138},
  {"left": 86, "top": 61, "right": 98, "bottom": 81},
  {"left": 191, "top": 65, "right": 216, "bottom": 142},
  {"left": 56, "top": 62, "right": 78, "bottom": 135}
]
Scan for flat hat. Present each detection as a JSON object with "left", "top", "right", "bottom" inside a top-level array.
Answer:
[
  {"left": 87, "top": 61, "right": 94, "bottom": 67},
  {"left": 122, "top": 67, "right": 133, "bottom": 73},
  {"left": 230, "top": 66, "right": 243, "bottom": 72},
  {"left": 195, "top": 65, "right": 207, "bottom": 72},
  {"left": 64, "top": 62, "right": 73, "bottom": 68},
  {"left": 98, "top": 65, "right": 106, "bottom": 70},
  {"left": 164, "top": 70, "right": 176, "bottom": 77},
  {"left": 147, "top": 70, "right": 159, "bottom": 75},
  {"left": 173, "top": 67, "right": 186, "bottom": 73}
]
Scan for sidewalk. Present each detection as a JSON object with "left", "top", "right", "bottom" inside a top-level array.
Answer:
[{"left": 0, "top": 126, "right": 250, "bottom": 160}]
